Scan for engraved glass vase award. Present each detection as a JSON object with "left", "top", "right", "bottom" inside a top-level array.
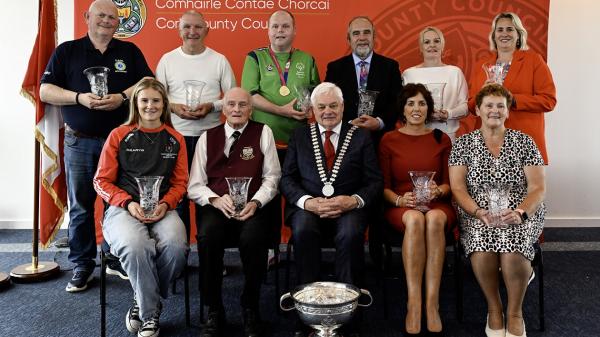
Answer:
[
  {"left": 357, "top": 89, "right": 379, "bottom": 117},
  {"left": 83, "top": 66, "right": 110, "bottom": 97},
  {"left": 482, "top": 63, "right": 507, "bottom": 85},
  {"left": 408, "top": 171, "right": 436, "bottom": 212},
  {"left": 293, "top": 84, "right": 313, "bottom": 118},
  {"left": 280, "top": 282, "right": 373, "bottom": 337},
  {"left": 135, "top": 176, "right": 164, "bottom": 218},
  {"left": 425, "top": 83, "right": 446, "bottom": 113},
  {"left": 484, "top": 182, "right": 511, "bottom": 228},
  {"left": 225, "top": 177, "right": 253, "bottom": 217},
  {"left": 183, "top": 80, "right": 206, "bottom": 111}
]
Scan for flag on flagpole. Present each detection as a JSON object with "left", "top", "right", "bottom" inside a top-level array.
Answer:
[{"left": 21, "top": 0, "right": 66, "bottom": 249}]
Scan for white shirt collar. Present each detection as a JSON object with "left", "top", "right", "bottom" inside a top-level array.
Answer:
[
  {"left": 224, "top": 121, "right": 248, "bottom": 138},
  {"left": 352, "top": 52, "right": 373, "bottom": 66},
  {"left": 317, "top": 122, "right": 342, "bottom": 136}
]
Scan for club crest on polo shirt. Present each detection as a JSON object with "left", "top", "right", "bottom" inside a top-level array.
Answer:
[
  {"left": 295, "top": 62, "right": 305, "bottom": 78},
  {"left": 114, "top": 59, "right": 127, "bottom": 73},
  {"left": 241, "top": 146, "right": 255, "bottom": 160},
  {"left": 266, "top": 64, "right": 273, "bottom": 72}
]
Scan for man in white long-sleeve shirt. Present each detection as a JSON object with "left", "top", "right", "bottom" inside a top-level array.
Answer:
[
  {"left": 156, "top": 10, "right": 236, "bottom": 230},
  {"left": 188, "top": 88, "right": 281, "bottom": 337}
]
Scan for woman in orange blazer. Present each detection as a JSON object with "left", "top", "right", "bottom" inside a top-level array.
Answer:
[{"left": 461, "top": 12, "right": 556, "bottom": 163}]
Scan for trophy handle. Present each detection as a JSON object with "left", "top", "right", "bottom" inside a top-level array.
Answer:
[
  {"left": 279, "top": 293, "right": 295, "bottom": 311},
  {"left": 357, "top": 289, "right": 373, "bottom": 307}
]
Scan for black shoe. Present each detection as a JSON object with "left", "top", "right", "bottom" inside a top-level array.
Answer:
[
  {"left": 201, "top": 308, "right": 225, "bottom": 337},
  {"left": 243, "top": 308, "right": 262, "bottom": 337},
  {"left": 125, "top": 298, "right": 142, "bottom": 333},
  {"left": 426, "top": 329, "right": 444, "bottom": 337},
  {"left": 106, "top": 258, "right": 128, "bottom": 280},
  {"left": 65, "top": 269, "right": 93, "bottom": 292}
]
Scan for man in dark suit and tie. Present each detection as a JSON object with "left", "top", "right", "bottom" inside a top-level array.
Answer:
[
  {"left": 280, "top": 82, "right": 383, "bottom": 337},
  {"left": 325, "top": 16, "right": 403, "bottom": 144}
]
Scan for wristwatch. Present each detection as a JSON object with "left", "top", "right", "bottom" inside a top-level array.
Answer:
[
  {"left": 515, "top": 208, "right": 529, "bottom": 222},
  {"left": 120, "top": 92, "right": 128, "bottom": 103},
  {"left": 250, "top": 199, "right": 262, "bottom": 209}
]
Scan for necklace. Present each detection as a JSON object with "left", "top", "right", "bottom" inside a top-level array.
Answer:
[{"left": 310, "top": 123, "right": 356, "bottom": 197}]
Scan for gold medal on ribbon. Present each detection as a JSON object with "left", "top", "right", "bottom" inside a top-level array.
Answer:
[{"left": 279, "top": 85, "right": 290, "bottom": 97}]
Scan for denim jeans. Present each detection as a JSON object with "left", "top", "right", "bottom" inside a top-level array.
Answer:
[
  {"left": 63, "top": 132, "right": 104, "bottom": 272},
  {"left": 103, "top": 206, "right": 188, "bottom": 320}
]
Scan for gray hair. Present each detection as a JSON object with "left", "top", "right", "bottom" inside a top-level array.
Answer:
[{"left": 310, "top": 82, "right": 344, "bottom": 106}]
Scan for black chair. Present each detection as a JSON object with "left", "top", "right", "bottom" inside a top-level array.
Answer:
[
  {"left": 455, "top": 240, "right": 545, "bottom": 331},
  {"left": 196, "top": 195, "right": 282, "bottom": 322},
  {"left": 100, "top": 243, "right": 191, "bottom": 337}
]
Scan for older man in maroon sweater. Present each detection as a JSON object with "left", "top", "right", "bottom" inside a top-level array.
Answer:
[{"left": 188, "top": 87, "right": 281, "bottom": 337}]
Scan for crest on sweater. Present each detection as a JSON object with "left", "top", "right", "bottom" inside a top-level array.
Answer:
[{"left": 241, "top": 146, "right": 255, "bottom": 160}]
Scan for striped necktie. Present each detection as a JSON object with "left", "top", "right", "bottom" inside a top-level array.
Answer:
[{"left": 229, "top": 131, "right": 241, "bottom": 156}]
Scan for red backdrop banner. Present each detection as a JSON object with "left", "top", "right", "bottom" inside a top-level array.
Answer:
[
  {"left": 75, "top": 0, "right": 550, "bottom": 82},
  {"left": 74, "top": 0, "right": 550, "bottom": 243}
]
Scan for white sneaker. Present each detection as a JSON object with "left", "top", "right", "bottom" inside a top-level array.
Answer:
[{"left": 138, "top": 316, "right": 160, "bottom": 337}]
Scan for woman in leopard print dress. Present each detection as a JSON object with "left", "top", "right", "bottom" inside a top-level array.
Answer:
[{"left": 449, "top": 84, "right": 546, "bottom": 337}]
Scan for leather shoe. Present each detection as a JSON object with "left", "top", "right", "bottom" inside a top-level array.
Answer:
[
  {"left": 243, "top": 308, "right": 262, "bottom": 337},
  {"left": 201, "top": 308, "right": 225, "bottom": 337},
  {"left": 426, "top": 329, "right": 444, "bottom": 337}
]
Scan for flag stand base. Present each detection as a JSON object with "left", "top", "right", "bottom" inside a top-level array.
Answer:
[
  {"left": 0, "top": 272, "right": 10, "bottom": 288},
  {"left": 10, "top": 262, "right": 60, "bottom": 283}
]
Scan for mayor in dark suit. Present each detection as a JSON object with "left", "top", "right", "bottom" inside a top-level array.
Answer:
[
  {"left": 325, "top": 16, "right": 403, "bottom": 144},
  {"left": 281, "top": 81, "right": 382, "bottom": 288}
]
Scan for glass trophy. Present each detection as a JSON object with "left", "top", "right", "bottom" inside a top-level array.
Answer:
[
  {"left": 408, "top": 171, "right": 436, "bottom": 212},
  {"left": 484, "top": 182, "right": 511, "bottom": 228},
  {"left": 83, "top": 66, "right": 110, "bottom": 98},
  {"left": 134, "top": 176, "right": 164, "bottom": 218},
  {"left": 225, "top": 177, "right": 253, "bottom": 217},
  {"left": 183, "top": 80, "right": 206, "bottom": 111},
  {"left": 482, "top": 63, "right": 507, "bottom": 85},
  {"left": 357, "top": 89, "right": 379, "bottom": 117},
  {"left": 293, "top": 84, "right": 313, "bottom": 118},
  {"left": 425, "top": 83, "right": 446, "bottom": 113}
]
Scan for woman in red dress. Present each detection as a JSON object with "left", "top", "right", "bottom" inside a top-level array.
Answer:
[{"left": 379, "top": 83, "right": 456, "bottom": 336}]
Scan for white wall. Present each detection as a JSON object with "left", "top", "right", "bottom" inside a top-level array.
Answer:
[{"left": 1, "top": 0, "right": 598, "bottom": 229}]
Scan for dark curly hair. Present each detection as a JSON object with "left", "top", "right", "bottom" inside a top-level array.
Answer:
[{"left": 397, "top": 83, "right": 435, "bottom": 125}]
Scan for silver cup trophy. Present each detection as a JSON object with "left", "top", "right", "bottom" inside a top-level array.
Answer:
[
  {"left": 83, "top": 66, "right": 110, "bottom": 98},
  {"left": 183, "top": 80, "right": 206, "bottom": 111},
  {"left": 408, "top": 171, "right": 436, "bottom": 212},
  {"left": 280, "top": 282, "right": 373, "bottom": 337},
  {"left": 484, "top": 182, "right": 511, "bottom": 228},
  {"left": 134, "top": 176, "right": 164, "bottom": 218},
  {"left": 357, "top": 89, "right": 379, "bottom": 117},
  {"left": 225, "top": 177, "right": 252, "bottom": 217}
]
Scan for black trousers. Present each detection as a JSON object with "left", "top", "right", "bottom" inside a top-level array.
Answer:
[
  {"left": 288, "top": 208, "right": 368, "bottom": 286},
  {"left": 196, "top": 205, "right": 270, "bottom": 310}
]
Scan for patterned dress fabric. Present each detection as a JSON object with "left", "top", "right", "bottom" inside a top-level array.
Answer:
[{"left": 449, "top": 129, "right": 546, "bottom": 260}]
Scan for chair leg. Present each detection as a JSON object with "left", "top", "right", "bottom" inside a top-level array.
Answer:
[
  {"left": 274, "top": 245, "right": 281, "bottom": 315},
  {"left": 100, "top": 251, "right": 107, "bottom": 337},
  {"left": 455, "top": 242, "right": 464, "bottom": 323},
  {"left": 285, "top": 242, "right": 292, "bottom": 292},
  {"left": 537, "top": 245, "right": 545, "bottom": 331},
  {"left": 184, "top": 263, "right": 191, "bottom": 327}
]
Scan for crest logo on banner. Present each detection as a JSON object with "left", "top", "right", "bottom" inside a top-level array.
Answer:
[{"left": 113, "top": 0, "right": 147, "bottom": 38}]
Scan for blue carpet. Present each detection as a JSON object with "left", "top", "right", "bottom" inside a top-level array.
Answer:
[{"left": 0, "top": 228, "right": 598, "bottom": 336}]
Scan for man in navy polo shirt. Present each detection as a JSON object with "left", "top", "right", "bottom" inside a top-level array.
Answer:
[{"left": 40, "top": 0, "right": 153, "bottom": 293}]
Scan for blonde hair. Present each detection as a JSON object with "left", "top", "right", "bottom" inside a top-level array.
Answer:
[
  {"left": 125, "top": 78, "right": 173, "bottom": 127},
  {"left": 419, "top": 26, "right": 445, "bottom": 49},
  {"left": 489, "top": 12, "right": 529, "bottom": 51}
]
